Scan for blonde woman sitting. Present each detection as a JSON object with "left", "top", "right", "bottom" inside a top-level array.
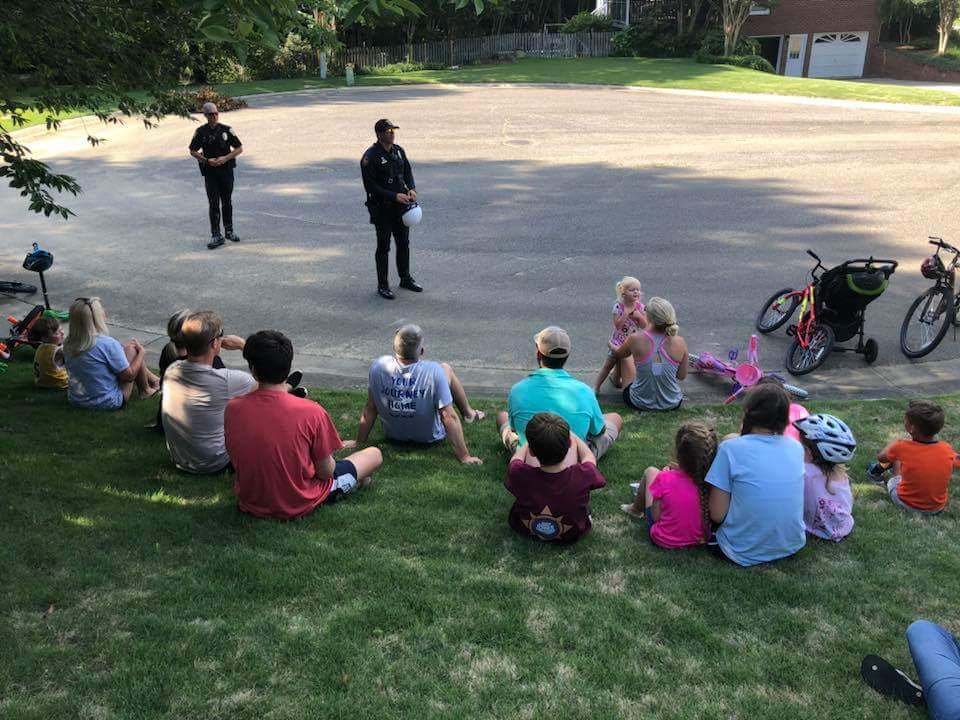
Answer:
[
  {"left": 610, "top": 297, "right": 688, "bottom": 411},
  {"left": 63, "top": 297, "right": 160, "bottom": 410}
]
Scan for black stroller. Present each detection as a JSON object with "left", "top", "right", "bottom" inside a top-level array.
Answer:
[{"left": 756, "top": 250, "right": 898, "bottom": 375}]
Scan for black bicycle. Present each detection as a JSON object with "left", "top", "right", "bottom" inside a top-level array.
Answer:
[{"left": 899, "top": 237, "right": 960, "bottom": 359}]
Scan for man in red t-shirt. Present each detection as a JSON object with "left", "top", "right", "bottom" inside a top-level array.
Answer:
[
  {"left": 224, "top": 331, "right": 382, "bottom": 520},
  {"left": 505, "top": 412, "right": 606, "bottom": 544}
]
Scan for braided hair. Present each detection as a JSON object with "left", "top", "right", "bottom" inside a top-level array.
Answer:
[{"left": 674, "top": 422, "right": 718, "bottom": 543}]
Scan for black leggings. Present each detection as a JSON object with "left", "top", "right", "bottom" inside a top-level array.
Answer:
[
  {"left": 374, "top": 216, "right": 410, "bottom": 288},
  {"left": 204, "top": 170, "right": 234, "bottom": 235}
]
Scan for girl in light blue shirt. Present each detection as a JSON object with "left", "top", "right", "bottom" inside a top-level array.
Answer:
[{"left": 705, "top": 383, "right": 806, "bottom": 567}]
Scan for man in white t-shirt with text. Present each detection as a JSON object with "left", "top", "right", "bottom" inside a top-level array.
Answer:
[{"left": 345, "top": 324, "right": 483, "bottom": 465}]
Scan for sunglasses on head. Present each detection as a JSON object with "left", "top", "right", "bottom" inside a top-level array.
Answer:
[
  {"left": 75, "top": 297, "right": 95, "bottom": 310},
  {"left": 204, "top": 112, "right": 218, "bottom": 117}
]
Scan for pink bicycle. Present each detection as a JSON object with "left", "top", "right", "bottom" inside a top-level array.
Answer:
[{"left": 689, "top": 335, "right": 808, "bottom": 404}]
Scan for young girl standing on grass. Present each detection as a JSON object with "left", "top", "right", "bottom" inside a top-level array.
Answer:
[
  {"left": 622, "top": 422, "right": 718, "bottom": 549},
  {"left": 593, "top": 276, "right": 646, "bottom": 394},
  {"left": 793, "top": 414, "right": 856, "bottom": 542}
]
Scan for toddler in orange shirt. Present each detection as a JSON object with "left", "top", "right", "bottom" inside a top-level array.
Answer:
[{"left": 867, "top": 400, "right": 959, "bottom": 515}]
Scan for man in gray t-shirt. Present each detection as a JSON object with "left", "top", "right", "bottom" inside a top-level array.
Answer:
[
  {"left": 161, "top": 311, "right": 257, "bottom": 473},
  {"left": 345, "top": 324, "right": 482, "bottom": 465}
]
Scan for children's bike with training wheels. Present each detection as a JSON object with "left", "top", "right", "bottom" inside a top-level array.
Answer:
[
  {"left": 755, "top": 250, "right": 897, "bottom": 376},
  {"left": 899, "top": 237, "right": 960, "bottom": 359},
  {"left": 689, "top": 334, "right": 808, "bottom": 403}
]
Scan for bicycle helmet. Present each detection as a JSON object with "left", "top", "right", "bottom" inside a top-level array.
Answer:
[
  {"left": 921, "top": 255, "right": 943, "bottom": 280},
  {"left": 793, "top": 413, "right": 856, "bottom": 464},
  {"left": 401, "top": 202, "right": 422, "bottom": 228},
  {"left": 23, "top": 244, "right": 53, "bottom": 273}
]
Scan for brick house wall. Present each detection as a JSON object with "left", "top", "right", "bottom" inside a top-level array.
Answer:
[{"left": 744, "top": 0, "right": 880, "bottom": 76}]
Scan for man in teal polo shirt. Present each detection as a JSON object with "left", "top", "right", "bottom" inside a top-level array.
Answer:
[{"left": 496, "top": 326, "right": 623, "bottom": 461}]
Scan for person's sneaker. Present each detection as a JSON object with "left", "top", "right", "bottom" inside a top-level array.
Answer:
[
  {"left": 399, "top": 277, "right": 423, "bottom": 292},
  {"left": 377, "top": 287, "right": 396, "bottom": 300},
  {"left": 225, "top": 230, "right": 240, "bottom": 242},
  {"left": 207, "top": 234, "right": 225, "bottom": 250},
  {"left": 866, "top": 461, "right": 887, "bottom": 484},
  {"left": 286, "top": 370, "right": 303, "bottom": 388},
  {"left": 289, "top": 387, "right": 308, "bottom": 399}
]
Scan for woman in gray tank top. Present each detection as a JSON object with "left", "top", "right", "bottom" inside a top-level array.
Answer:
[{"left": 610, "top": 297, "right": 688, "bottom": 411}]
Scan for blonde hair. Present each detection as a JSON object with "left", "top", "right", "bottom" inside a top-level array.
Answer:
[
  {"left": 64, "top": 297, "right": 109, "bottom": 357},
  {"left": 646, "top": 297, "right": 679, "bottom": 336},
  {"left": 615, "top": 276, "right": 642, "bottom": 301}
]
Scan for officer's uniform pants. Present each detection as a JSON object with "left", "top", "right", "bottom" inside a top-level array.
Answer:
[
  {"left": 374, "top": 215, "right": 410, "bottom": 289},
  {"left": 204, "top": 169, "right": 234, "bottom": 235}
]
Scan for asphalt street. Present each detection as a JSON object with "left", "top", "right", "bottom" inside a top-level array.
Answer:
[{"left": 3, "top": 84, "right": 960, "bottom": 397}]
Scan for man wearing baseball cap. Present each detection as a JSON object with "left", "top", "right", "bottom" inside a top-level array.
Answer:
[
  {"left": 361, "top": 119, "right": 422, "bottom": 299},
  {"left": 189, "top": 102, "right": 244, "bottom": 250},
  {"left": 496, "top": 326, "right": 623, "bottom": 460}
]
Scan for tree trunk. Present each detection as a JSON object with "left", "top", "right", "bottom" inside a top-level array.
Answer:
[
  {"left": 723, "top": 0, "right": 753, "bottom": 56},
  {"left": 687, "top": 0, "right": 704, "bottom": 33},
  {"left": 939, "top": 0, "right": 957, "bottom": 55}
]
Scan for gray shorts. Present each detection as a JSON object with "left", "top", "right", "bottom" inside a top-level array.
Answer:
[
  {"left": 587, "top": 418, "right": 620, "bottom": 460},
  {"left": 887, "top": 476, "right": 944, "bottom": 516}
]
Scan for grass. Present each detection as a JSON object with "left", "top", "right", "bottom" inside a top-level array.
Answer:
[
  {"left": 3, "top": 354, "right": 960, "bottom": 718},
  {"left": 8, "top": 56, "right": 960, "bottom": 133}
]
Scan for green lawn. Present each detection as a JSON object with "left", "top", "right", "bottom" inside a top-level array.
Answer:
[
  {"left": 3, "top": 355, "right": 960, "bottom": 718},
  {"left": 8, "top": 56, "right": 960, "bottom": 133}
]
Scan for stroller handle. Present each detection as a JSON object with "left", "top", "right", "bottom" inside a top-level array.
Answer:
[{"left": 838, "top": 257, "right": 898, "bottom": 275}]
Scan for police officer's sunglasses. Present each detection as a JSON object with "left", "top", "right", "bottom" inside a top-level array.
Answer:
[{"left": 204, "top": 111, "right": 219, "bottom": 117}]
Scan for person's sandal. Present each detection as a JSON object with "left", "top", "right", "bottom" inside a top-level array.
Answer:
[
  {"left": 860, "top": 655, "right": 925, "bottom": 706},
  {"left": 464, "top": 410, "right": 485, "bottom": 423}
]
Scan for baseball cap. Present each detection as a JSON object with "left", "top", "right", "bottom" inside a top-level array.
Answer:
[
  {"left": 201, "top": 102, "right": 219, "bottom": 115},
  {"left": 534, "top": 326, "right": 571, "bottom": 359},
  {"left": 375, "top": 118, "right": 399, "bottom": 134}
]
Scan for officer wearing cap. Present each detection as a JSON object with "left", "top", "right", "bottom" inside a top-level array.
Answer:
[
  {"left": 189, "top": 102, "right": 244, "bottom": 250},
  {"left": 361, "top": 119, "right": 422, "bottom": 300}
]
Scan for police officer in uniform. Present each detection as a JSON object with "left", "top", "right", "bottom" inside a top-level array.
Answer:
[
  {"left": 361, "top": 119, "right": 423, "bottom": 300},
  {"left": 189, "top": 102, "right": 244, "bottom": 250}
]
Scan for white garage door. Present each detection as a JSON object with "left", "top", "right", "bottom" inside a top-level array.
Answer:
[{"left": 808, "top": 32, "right": 868, "bottom": 78}]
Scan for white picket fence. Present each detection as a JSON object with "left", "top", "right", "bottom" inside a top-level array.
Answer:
[{"left": 336, "top": 31, "right": 614, "bottom": 69}]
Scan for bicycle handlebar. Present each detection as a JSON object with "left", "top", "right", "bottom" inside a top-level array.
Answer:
[
  {"left": 929, "top": 237, "right": 960, "bottom": 255},
  {"left": 806, "top": 249, "right": 821, "bottom": 262}
]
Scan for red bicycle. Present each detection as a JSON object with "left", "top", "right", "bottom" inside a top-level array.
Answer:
[{"left": 756, "top": 250, "right": 897, "bottom": 375}]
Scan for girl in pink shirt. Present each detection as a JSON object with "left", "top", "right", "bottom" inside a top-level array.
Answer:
[
  {"left": 593, "top": 276, "right": 646, "bottom": 394},
  {"left": 622, "top": 422, "right": 718, "bottom": 548}
]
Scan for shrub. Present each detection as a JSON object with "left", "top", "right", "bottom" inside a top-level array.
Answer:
[
  {"left": 179, "top": 87, "right": 248, "bottom": 113},
  {"left": 366, "top": 61, "right": 447, "bottom": 74},
  {"left": 611, "top": 16, "right": 700, "bottom": 58},
  {"left": 560, "top": 11, "right": 614, "bottom": 33},
  {"left": 245, "top": 32, "right": 317, "bottom": 79},
  {"left": 699, "top": 28, "right": 760, "bottom": 57},
  {"left": 694, "top": 51, "right": 775, "bottom": 73}
]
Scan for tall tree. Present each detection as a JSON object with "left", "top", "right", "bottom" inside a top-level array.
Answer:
[
  {"left": 1, "top": 0, "right": 419, "bottom": 219},
  {"left": 938, "top": 0, "right": 958, "bottom": 54},
  {"left": 717, "top": 0, "right": 776, "bottom": 56}
]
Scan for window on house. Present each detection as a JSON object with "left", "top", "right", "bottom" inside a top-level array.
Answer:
[{"left": 749, "top": 4, "right": 771, "bottom": 14}]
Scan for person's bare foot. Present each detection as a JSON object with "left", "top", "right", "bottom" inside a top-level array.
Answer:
[
  {"left": 140, "top": 386, "right": 160, "bottom": 400},
  {"left": 621, "top": 503, "right": 644, "bottom": 518},
  {"left": 464, "top": 409, "right": 485, "bottom": 423},
  {"left": 358, "top": 475, "right": 374, "bottom": 489}
]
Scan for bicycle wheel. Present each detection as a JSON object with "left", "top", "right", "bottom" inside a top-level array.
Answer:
[
  {"left": 756, "top": 288, "right": 799, "bottom": 334},
  {"left": 0, "top": 281, "right": 37, "bottom": 295},
  {"left": 786, "top": 324, "right": 835, "bottom": 375},
  {"left": 900, "top": 287, "right": 952, "bottom": 359}
]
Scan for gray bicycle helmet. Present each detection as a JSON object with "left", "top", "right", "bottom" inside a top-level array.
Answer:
[{"left": 793, "top": 413, "right": 856, "bottom": 464}]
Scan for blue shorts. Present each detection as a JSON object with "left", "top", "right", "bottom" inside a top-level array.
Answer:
[{"left": 324, "top": 459, "right": 359, "bottom": 503}]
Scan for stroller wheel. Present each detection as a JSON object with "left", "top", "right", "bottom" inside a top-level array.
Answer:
[
  {"left": 863, "top": 338, "right": 879, "bottom": 364},
  {"left": 786, "top": 324, "right": 835, "bottom": 376}
]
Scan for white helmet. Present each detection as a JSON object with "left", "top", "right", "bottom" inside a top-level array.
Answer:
[
  {"left": 402, "top": 203, "right": 422, "bottom": 227},
  {"left": 793, "top": 413, "right": 856, "bottom": 464}
]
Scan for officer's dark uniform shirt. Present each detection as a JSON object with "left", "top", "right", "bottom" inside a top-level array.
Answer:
[
  {"left": 189, "top": 123, "right": 242, "bottom": 176},
  {"left": 361, "top": 142, "right": 415, "bottom": 223}
]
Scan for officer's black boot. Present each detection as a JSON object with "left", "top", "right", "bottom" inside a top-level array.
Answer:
[
  {"left": 225, "top": 230, "right": 240, "bottom": 242},
  {"left": 207, "top": 233, "right": 225, "bottom": 250}
]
